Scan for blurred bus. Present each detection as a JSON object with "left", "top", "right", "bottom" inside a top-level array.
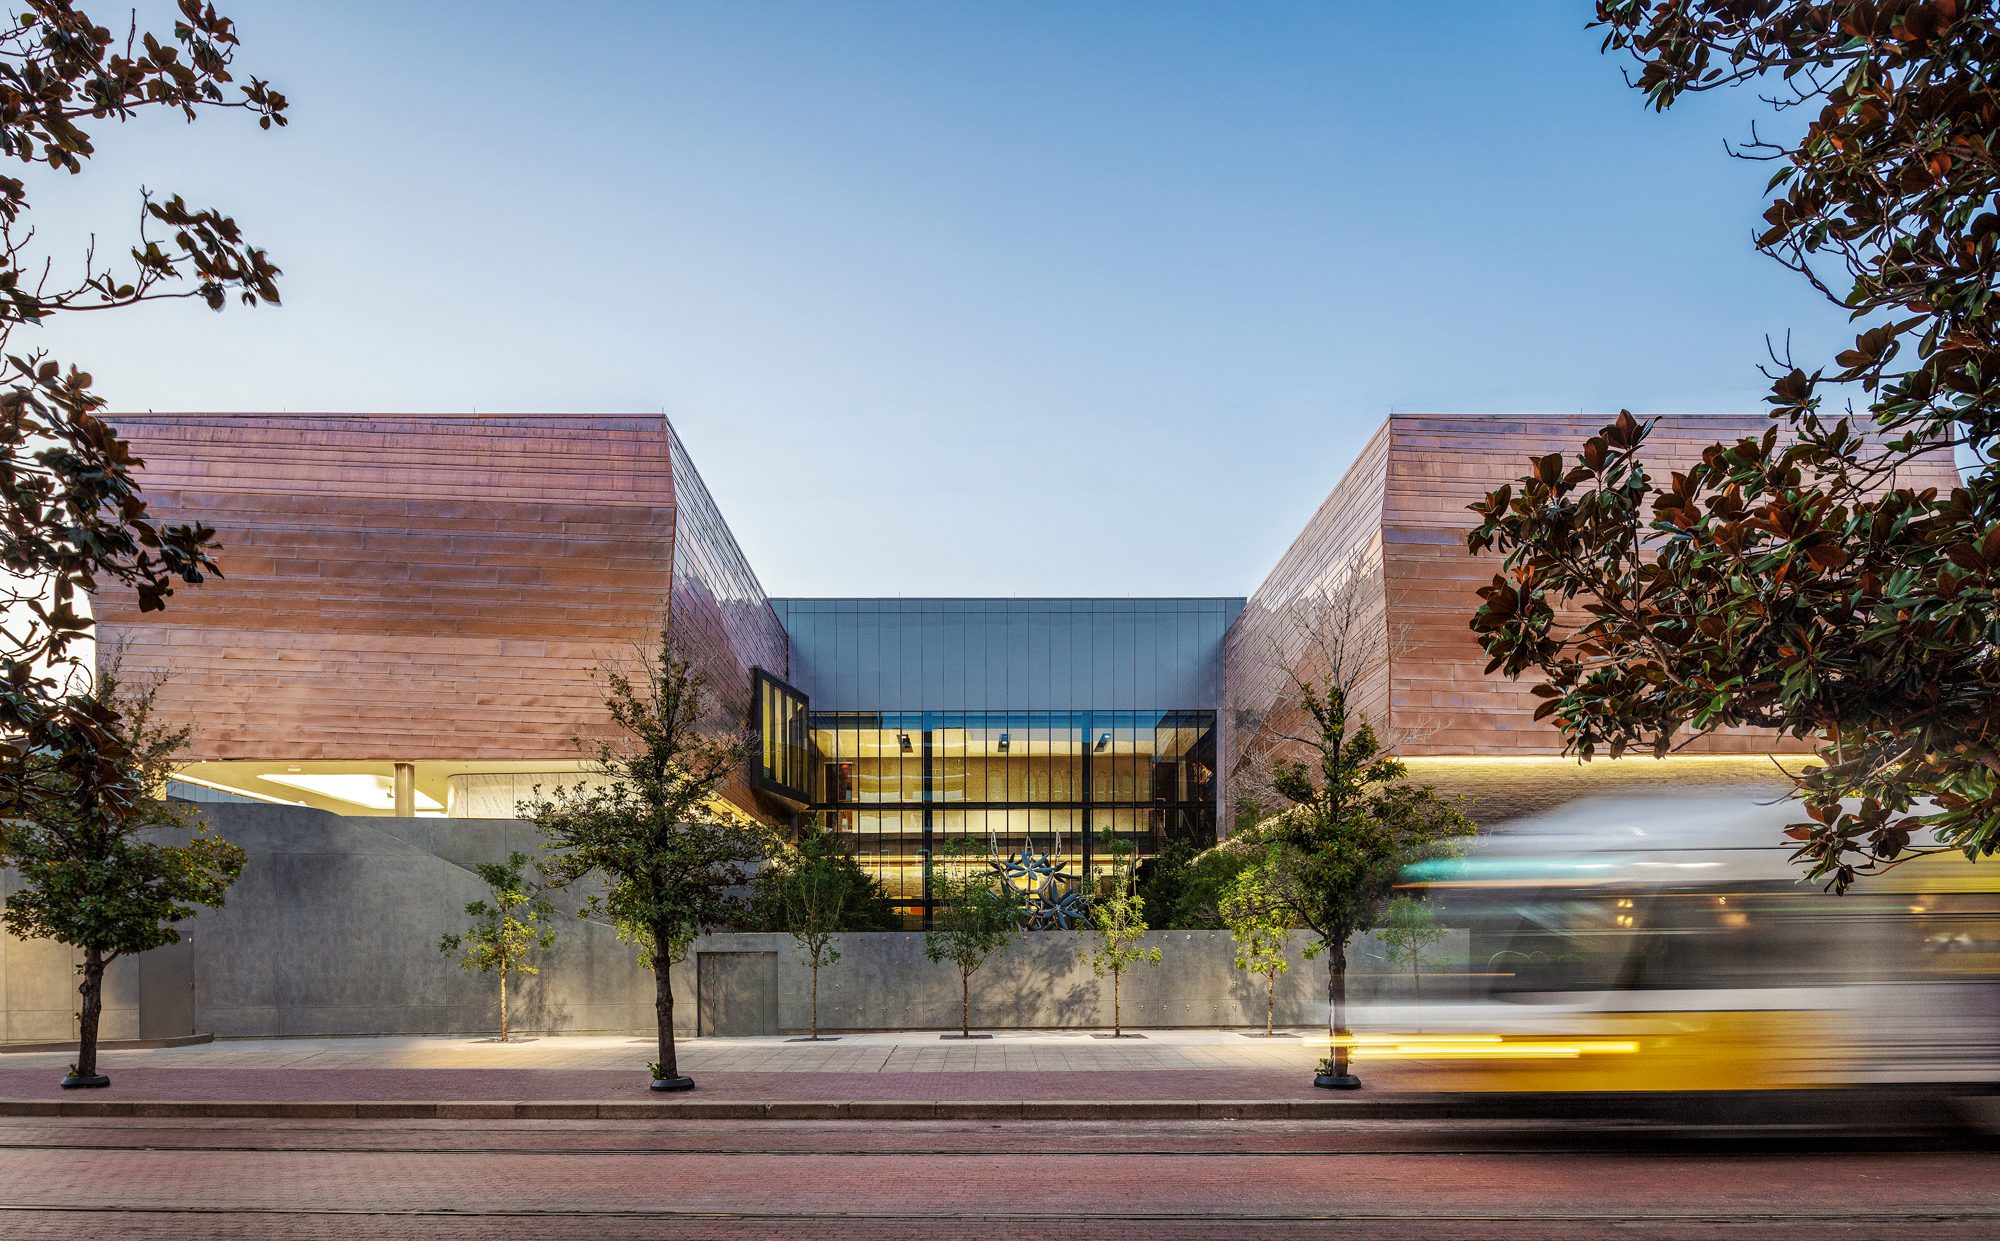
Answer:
[{"left": 1397, "top": 794, "right": 2000, "bottom": 1091}]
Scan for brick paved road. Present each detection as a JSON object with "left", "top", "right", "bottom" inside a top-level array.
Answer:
[{"left": 0, "top": 1116, "right": 1995, "bottom": 1239}]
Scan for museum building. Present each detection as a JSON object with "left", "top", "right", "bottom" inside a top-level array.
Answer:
[{"left": 91, "top": 410, "right": 1955, "bottom": 923}]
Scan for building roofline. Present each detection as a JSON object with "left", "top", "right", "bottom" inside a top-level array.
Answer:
[{"left": 100, "top": 411, "right": 672, "bottom": 421}]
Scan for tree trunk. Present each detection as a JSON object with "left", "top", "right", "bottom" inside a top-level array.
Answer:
[
  {"left": 654, "top": 949, "right": 680, "bottom": 1080},
  {"left": 1265, "top": 970, "right": 1275, "bottom": 1036},
  {"left": 499, "top": 961, "right": 509, "bottom": 1043},
  {"left": 809, "top": 958, "right": 820, "bottom": 1041},
  {"left": 1413, "top": 955, "right": 1422, "bottom": 1033},
  {"left": 1112, "top": 967, "right": 1122, "bottom": 1037},
  {"left": 75, "top": 947, "right": 106, "bottom": 1080},
  {"left": 1329, "top": 942, "right": 1352, "bottom": 1079},
  {"left": 961, "top": 967, "right": 971, "bottom": 1038}
]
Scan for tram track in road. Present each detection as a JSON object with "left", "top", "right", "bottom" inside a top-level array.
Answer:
[
  {"left": 2, "top": 1124, "right": 1997, "bottom": 1230},
  {"left": 0, "top": 1116, "right": 1990, "bottom": 1157},
  {"left": 1, "top": 1204, "right": 1999, "bottom": 1240}
]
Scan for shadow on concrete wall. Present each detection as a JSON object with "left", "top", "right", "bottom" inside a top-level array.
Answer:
[{"left": 4, "top": 801, "right": 1478, "bottom": 1041}]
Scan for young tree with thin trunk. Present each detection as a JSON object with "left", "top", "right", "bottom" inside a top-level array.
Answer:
[
  {"left": 524, "top": 625, "right": 771, "bottom": 1090},
  {"left": 0, "top": 670, "right": 245, "bottom": 1088},
  {"left": 1082, "top": 838, "right": 1161, "bottom": 1037},
  {"left": 1220, "top": 551, "right": 1474, "bottom": 1083},
  {"left": 774, "top": 825, "right": 872, "bottom": 1041},
  {"left": 1379, "top": 893, "right": 1447, "bottom": 1021},
  {"left": 1220, "top": 865, "right": 1292, "bottom": 1036},
  {"left": 439, "top": 851, "right": 557, "bottom": 1044},
  {"left": 923, "top": 837, "right": 1015, "bottom": 1038},
  {"left": 1244, "top": 680, "right": 1473, "bottom": 1089}
]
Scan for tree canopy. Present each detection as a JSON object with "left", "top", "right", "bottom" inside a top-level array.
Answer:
[
  {"left": 438, "top": 851, "right": 558, "bottom": 1043},
  {"left": 741, "top": 818, "right": 899, "bottom": 933},
  {"left": 1082, "top": 838, "right": 1162, "bottom": 1037},
  {"left": 1472, "top": 2, "right": 2000, "bottom": 890},
  {"left": 923, "top": 836, "right": 1016, "bottom": 1038},
  {"left": 525, "top": 626, "right": 771, "bottom": 1083},
  {"left": 1, "top": 669, "right": 245, "bottom": 1081},
  {"left": 1, "top": 3, "right": 285, "bottom": 796},
  {"left": 1232, "top": 679, "right": 1473, "bottom": 1080}
]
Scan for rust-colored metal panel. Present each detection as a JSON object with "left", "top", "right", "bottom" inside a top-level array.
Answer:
[
  {"left": 1224, "top": 421, "right": 1392, "bottom": 797},
  {"left": 664, "top": 424, "right": 789, "bottom": 812},
  {"left": 1380, "top": 413, "right": 1958, "bottom": 757},
  {"left": 1225, "top": 413, "right": 1965, "bottom": 793},
  {"left": 92, "top": 413, "right": 691, "bottom": 764}
]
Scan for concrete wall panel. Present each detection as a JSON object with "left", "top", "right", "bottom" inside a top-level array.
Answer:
[{"left": 4, "top": 804, "right": 1468, "bottom": 1041}]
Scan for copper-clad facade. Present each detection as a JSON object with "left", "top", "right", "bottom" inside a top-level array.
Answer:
[
  {"left": 1223, "top": 413, "right": 1965, "bottom": 797},
  {"left": 91, "top": 410, "right": 1956, "bottom": 835},
  {"left": 94, "top": 414, "right": 786, "bottom": 815}
]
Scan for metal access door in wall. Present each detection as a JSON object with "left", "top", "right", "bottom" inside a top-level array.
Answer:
[{"left": 696, "top": 951, "right": 778, "bottom": 1036}]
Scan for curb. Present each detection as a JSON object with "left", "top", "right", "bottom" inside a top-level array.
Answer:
[
  {"left": 0, "top": 1088, "right": 1985, "bottom": 1127},
  {"left": 0, "top": 1033, "right": 215, "bottom": 1056},
  {"left": 0, "top": 1098, "right": 1355, "bottom": 1121}
]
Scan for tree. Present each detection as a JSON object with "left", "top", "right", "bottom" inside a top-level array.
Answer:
[
  {"left": 0, "top": 10, "right": 280, "bottom": 1086},
  {"left": 1135, "top": 839, "right": 1199, "bottom": 928},
  {"left": 523, "top": 625, "right": 772, "bottom": 1089},
  {"left": 767, "top": 822, "right": 891, "bottom": 1039},
  {"left": 1472, "top": 4, "right": 2000, "bottom": 891},
  {"left": 1378, "top": 894, "right": 1447, "bottom": 1020},
  {"left": 0, "top": 4, "right": 284, "bottom": 916},
  {"left": 1244, "top": 680, "right": 1473, "bottom": 1087},
  {"left": 0, "top": 669, "right": 245, "bottom": 1087},
  {"left": 741, "top": 818, "right": 898, "bottom": 934},
  {"left": 1082, "top": 838, "right": 1162, "bottom": 1037},
  {"left": 922, "top": 836, "right": 1015, "bottom": 1038},
  {"left": 1219, "top": 864, "right": 1292, "bottom": 1036},
  {"left": 438, "top": 851, "right": 557, "bottom": 1044},
  {"left": 1135, "top": 836, "right": 1250, "bottom": 929},
  {"left": 1, "top": 4, "right": 284, "bottom": 790}
]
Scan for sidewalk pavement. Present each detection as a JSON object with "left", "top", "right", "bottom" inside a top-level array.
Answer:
[
  {"left": 0, "top": 1027, "right": 1335, "bottom": 1076},
  {"left": 0, "top": 1028, "right": 1375, "bottom": 1112},
  {"left": 0, "top": 1029, "right": 1986, "bottom": 1132}
]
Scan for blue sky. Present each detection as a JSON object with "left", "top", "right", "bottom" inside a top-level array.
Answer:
[{"left": 34, "top": 1, "right": 1837, "bottom": 597}]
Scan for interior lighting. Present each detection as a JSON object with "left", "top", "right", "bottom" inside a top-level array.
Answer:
[
  {"left": 261, "top": 772, "right": 444, "bottom": 813},
  {"left": 170, "top": 774, "right": 305, "bottom": 807}
]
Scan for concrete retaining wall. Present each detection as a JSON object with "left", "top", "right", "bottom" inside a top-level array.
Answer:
[
  {"left": 3, "top": 803, "right": 1468, "bottom": 1040},
  {"left": 691, "top": 926, "right": 1466, "bottom": 1034}
]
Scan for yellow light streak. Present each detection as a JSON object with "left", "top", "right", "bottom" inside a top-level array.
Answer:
[
  {"left": 1305, "top": 1033, "right": 1642, "bottom": 1060},
  {"left": 1317, "top": 1033, "right": 1503, "bottom": 1045}
]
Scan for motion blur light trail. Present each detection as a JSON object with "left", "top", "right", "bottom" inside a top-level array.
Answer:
[
  {"left": 1347, "top": 1039, "right": 1641, "bottom": 1059},
  {"left": 1387, "top": 792, "right": 2000, "bottom": 1093}
]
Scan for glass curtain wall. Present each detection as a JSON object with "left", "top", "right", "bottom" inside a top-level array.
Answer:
[{"left": 809, "top": 710, "right": 1217, "bottom": 925}]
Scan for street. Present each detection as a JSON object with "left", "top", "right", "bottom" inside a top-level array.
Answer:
[{"left": 1, "top": 1115, "right": 1995, "bottom": 1239}]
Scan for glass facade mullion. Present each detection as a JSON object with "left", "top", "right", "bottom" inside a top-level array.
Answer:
[{"left": 809, "top": 706, "right": 1215, "bottom": 927}]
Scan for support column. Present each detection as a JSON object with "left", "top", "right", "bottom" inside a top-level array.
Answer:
[{"left": 393, "top": 762, "right": 416, "bottom": 817}]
